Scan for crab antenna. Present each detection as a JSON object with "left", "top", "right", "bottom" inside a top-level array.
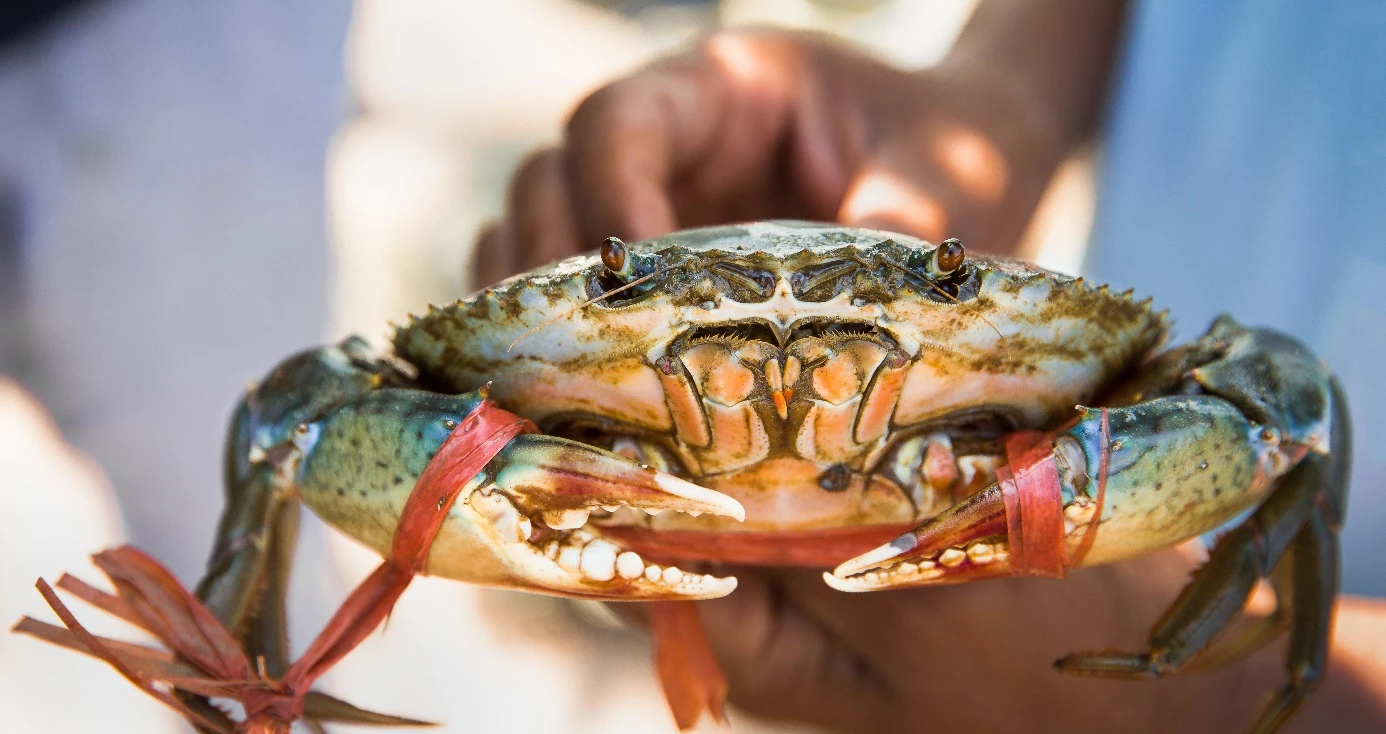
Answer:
[
  {"left": 507, "top": 267, "right": 670, "bottom": 352},
  {"left": 882, "top": 259, "right": 1012, "bottom": 362}
]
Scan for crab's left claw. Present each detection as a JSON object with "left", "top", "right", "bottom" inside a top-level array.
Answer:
[
  {"left": 295, "top": 388, "right": 743, "bottom": 602},
  {"left": 828, "top": 384, "right": 1302, "bottom": 592}
]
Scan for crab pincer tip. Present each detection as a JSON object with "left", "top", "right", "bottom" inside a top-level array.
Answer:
[{"left": 830, "top": 535, "right": 917, "bottom": 579}]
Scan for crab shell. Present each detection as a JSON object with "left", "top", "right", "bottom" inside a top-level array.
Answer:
[{"left": 394, "top": 222, "right": 1165, "bottom": 564}]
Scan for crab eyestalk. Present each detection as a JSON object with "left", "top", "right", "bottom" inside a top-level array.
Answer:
[
  {"left": 905, "top": 237, "right": 967, "bottom": 280},
  {"left": 600, "top": 237, "right": 640, "bottom": 282},
  {"left": 598, "top": 236, "right": 662, "bottom": 293},
  {"left": 294, "top": 388, "right": 743, "bottom": 601}
]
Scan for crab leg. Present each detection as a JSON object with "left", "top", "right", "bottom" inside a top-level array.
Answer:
[
  {"left": 200, "top": 338, "right": 403, "bottom": 634},
  {"left": 1053, "top": 451, "right": 1327, "bottom": 676}
]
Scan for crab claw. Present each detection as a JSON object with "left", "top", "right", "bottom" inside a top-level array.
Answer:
[
  {"left": 829, "top": 395, "right": 1293, "bottom": 592},
  {"left": 825, "top": 483, "right": 1014, "bottom": 591},
  {"left": 295, "top": 388, "right": 742, "bottom": 601}
]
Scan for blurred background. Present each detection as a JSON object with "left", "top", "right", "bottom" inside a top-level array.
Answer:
[{"left": 0, "top": 0, "right": 1379, "bottom": 732}]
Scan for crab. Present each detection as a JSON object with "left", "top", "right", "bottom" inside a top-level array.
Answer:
[{"left": 192, "top": 221, "right": 1347, "bottom": 733}]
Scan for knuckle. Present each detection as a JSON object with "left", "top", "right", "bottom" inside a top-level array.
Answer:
[
  {"left": 509, "top": 148, "right": 559, "bottom": 197},
  {"left": 566, "top": 79, "right": 642, "bottom": 139}
]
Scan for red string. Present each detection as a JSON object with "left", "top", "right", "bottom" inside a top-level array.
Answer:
[
  {"left": 242, "top": 398, "right": 536, "bottom": 726},
  {"left": 999, "top": 409, "right": 1110, "bottom": 578}
]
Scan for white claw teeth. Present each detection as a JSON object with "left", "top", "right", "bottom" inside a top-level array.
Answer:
[
  {"left": 606, "top": 507, "right": 646, "bottom": 526},
  {"left": 897, "top": 562, "right": 919, "bottom": 575},
  {"left": 643, "top": 508, "right": 663, "bottom": 516},
  {"left": 557, "top": 545, "right": 582, "bottom": 571},
  {"left": 687, "top": 510, "right": 702, "bottom": 517},
  {"left": 616, "top": 552, "right": 645, "bottom": 579},
  {"left": 967, "top": 543, "right": 994, "bottom": 563},
  {"left": 1064, "top": 501, "right": 1097, "bottom": 525},
  {"left": 661, "top": 567, "right": 683, "bottom": 585},
  {"left": 542, "top": 508, "right": 591, "bottom": 530},
  {"left": 644, "top": 564, "right": 662, "bottom": 583},
  {"left": 470, "top": 491, "right": 528, "bottom": 542},
  {"left": 544, "top": 541, "right": 560, "bottom": 560},
  {"left": 939, "top": 548, "right": 966, "bottom": 567},
  {"left": 601, "top": 505, "right": 621, "bottom": 513},
  {"left": 579, "top": 539, "right": 618, "bottom": 582}
]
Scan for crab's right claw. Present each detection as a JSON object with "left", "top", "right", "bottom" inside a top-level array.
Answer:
[
  {"left": 295, "top": 389, "right": 743, "bottom": 602},
  {"left": 471, "top": 432, "right": 744, "bottom": 600}
]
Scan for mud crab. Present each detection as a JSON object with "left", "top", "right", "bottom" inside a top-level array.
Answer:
[{"left": 36, "top": 222, "right": 1349, "bottom": 732}]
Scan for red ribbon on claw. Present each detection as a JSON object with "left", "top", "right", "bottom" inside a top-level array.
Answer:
[
  {"left": 998, "top": 408, "right": 1109, "bottom": 578},
  {"left": 14, "top": 398, "right": 535, "bottom": 733}
]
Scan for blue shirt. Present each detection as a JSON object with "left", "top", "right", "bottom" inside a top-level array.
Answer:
[{"left": 1088, "top": 0, "right": 1386, "bottom": 595}]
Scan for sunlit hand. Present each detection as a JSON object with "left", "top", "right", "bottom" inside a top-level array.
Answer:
[{"left": 473, "top": 29, "right": 1062, "bottom": 288}]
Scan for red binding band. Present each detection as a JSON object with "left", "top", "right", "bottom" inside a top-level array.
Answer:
[
  {"left": 999, "top": 431, "right": 1065, "bottom": 577},
  {"left": 392, "top": 399, "right": 537, "bottom": 572},
  {"left": 23, "top": 398, "right": 539, "bottom": 732},
  {"left": 998, "top": 409, "right": 1111, "bottom": 578},
  {"left": 254, "top": 398, "right": 536, "bottom": 723}
]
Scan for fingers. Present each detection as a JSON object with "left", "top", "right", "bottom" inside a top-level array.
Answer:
[
  {"left": 471, "top": 148, "right": 582, "bottom": 289},
  {"left": 563, "top": 53, "right": 719, "bottom": 244},
  {"left": 470, "top": 222, "right": 514, "bottom": 291},
  {"left": 836, "top": 128, "right": 1009, "bottom": 248}
]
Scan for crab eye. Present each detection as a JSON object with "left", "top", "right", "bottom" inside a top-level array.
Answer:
[
  {"left": 600, "top": 237, "right": 635, "bottom": 281},
  {"left": 589, "top": 238, "right": 659, "bottom": 305},
  {"left": 936, "top": 238, "right": 966, "bottom": 275}
]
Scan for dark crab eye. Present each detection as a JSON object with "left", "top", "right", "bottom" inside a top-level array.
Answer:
[
  {"left": 589, "top": 237, "right": 660, "bottom": 306},
  {"left": 905, "top": 238, "right": 967, "bottom": 279},
  {"left": 600, "top": 237, "right": 636, "bottom": 281},
  {"left": 936, "top": 238, "right": 966, "bottom": 275}
]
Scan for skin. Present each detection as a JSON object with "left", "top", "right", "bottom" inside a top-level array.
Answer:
[{"left": 476, "top": 2, "right": 1386, "bottom": 731}]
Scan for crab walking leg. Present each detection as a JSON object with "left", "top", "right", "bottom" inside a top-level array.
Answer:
[
  {"left": 1254, "top": 506, "right": 1337, "bottom": 733},
  {"left": 293, "top": 388, "right": 743, "bottom": 600},
  {"left": 242, "top": 500, "right": 299, "bottom": 679},
  {"left": 199, "top": 338, "right": 403, "bottom": 635},
  {"left": 1053, "top": 451, "right": 1327, "bottom": 677},
  {"left": 192, "top": 339, "right": 421, "bottom": 729},
  {"left": 1180, "top": 547, "right": 1294, "bottom": 673}
]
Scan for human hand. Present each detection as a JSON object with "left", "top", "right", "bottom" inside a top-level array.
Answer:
[
  {"left": 687, "top": 551, "right": 1275, "bottom": 733},
  {"left": 473, "top": 28, "right": 1065, "bottom": 288}
]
